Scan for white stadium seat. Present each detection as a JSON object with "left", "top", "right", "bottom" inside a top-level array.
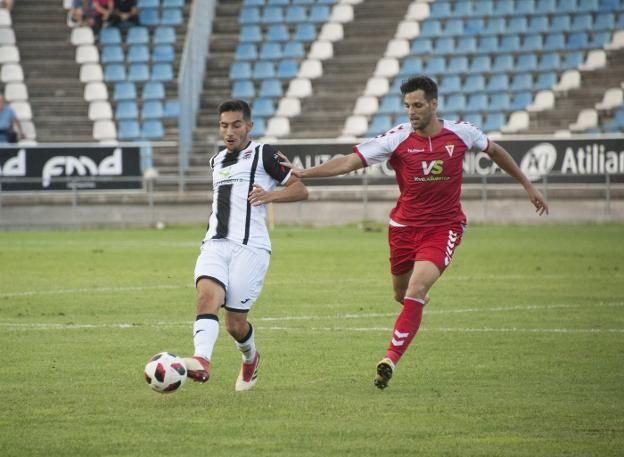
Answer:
[
  {"left": 298, "top": 59, "right": 323, "bottom": 79},
  {"left": 1, "top": 63, "right": 24, "bottom": 82},
  {"left": 553, "top": 70, "right": 581, "bottom": 93},
  {"left": 406, "top": 3, "right": 430, "bottom": 21},
  {"left": 276, "top": 97, "right": 301, "bottom": 117},
  {"left": 4, "top": 82, "right": 28, "bottom": 101},
  {"left": 318, "top": 23, "right": 343, "bottom": 42},
  {"left": 0, "top": 28, "right": 15, "bottom": 45},
  {"left": 84, "top": 82, "right": 109, "bottom": 102},
  {"left": 88, "top": 101, "right": 113, "bottom": 121},
  {"left": 385, "top": 39, "right": 410, "bottom": 58},
  {"left": 0, "top": 8, "right": 12, "bottom": 27},
  {"left": 76, "top": 45, "right": 100, "bottom": 64},
  {"left": 395, "top": 21, "right": 420, "bottom": 40},
  {"left": 342, "top": 115, "right": 368, "bottom": 137},
  {"left": 21, "top": 120, "right": 37, "bottom": 140},
  {"left": 329, "top": 5, "right": 354, "bottom": 23},
  {"left": 527, "top": 91, "right": 554, "bottom": 112},
  {"left": 374, "top": 57, "right": 399, "bottom": 78},
  {"left": 93, "top": 119, "right": 117, "bottom": 140},
  {"left": 11, "top": 101, "right": 33, "bottom": 121},
  {"left": 580, "top": 50, "right": 606, "bottom": 71},
  {"left": 0, "top": 45, "right": 19, "bottom": 64},
  {"left": 309, "top": 41, "right": 333, "bottom": 60},
  {"left": 501, "top": 111, "right": 529, "bottom": 133},
  {"left": 79, "top": 63, "right": 103, "bottom": 82},
  {"left": 569, "top": 109, "right": 598, "bottom": 132},
  {"left": 266, "top": 117, "right": 290, "bottom": 138},
  {"left": 364, "top": 77, "right": 389, "bottom": 97},
  {"left": 71, "top": 26, "right": 95, "bottom": 45},
  {"left": 286, "top": 78, "right": 312, "bottom": 98},
  {"left": 595, "top": 88, "right": 624, "bottom": 111},
  {"left": 353, "top": 96, "right": 379, "bottom": 116},
  {"left": 605, "top": 30, "right": 624, "bottom": 50}
]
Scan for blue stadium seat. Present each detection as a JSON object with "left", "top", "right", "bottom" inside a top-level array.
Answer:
[
  {"left": 244, "top": 0, "right": 264, "bottom": 5},
  {"left": 434, "top": 37, "right": 454, "bottom": 54},
  {"left": 463, "top": 113, "right": 483, "bottom": 127},
  {"left": 563, "top": 51, "right": 585, "bottom": 69},
  {"left": 430, "top": 1, "right": 452, "bottom": 17},
  {"left": 128, "top": 45, "right": 150, "bottom": 63},
  {"left": 544, "top": 33, "right": 566, "bottom": 50},
  {"left": 578, "top": 0, "right": 599, "bottom": 12},
  {"left": 464, "top": 18, "right": 484, "bottom": 35},
  {"left": 285, "top": 5, "right": 307, "bottom": 22},
  {"left": 102, "top": 45, "right": 124, "bottom": 64},
  {"left": 268, "top": 0, "right": 289, "bottom": 5},
  {"left": 235, "top": 43, "right": 258, "bottom": 61},
  {"left": 163, "top": 0, "right": 184, "bottom": 7},
  {"left": 500, "top": 36, "right": 521, "bottom": 53},
  {"left": 439, "top": 75, "right": 461, "bottom": 94},
  {"left": 114, "top": 82, "right": 136, "bottom": 101},
  {"left": 482, "top": 113, "right": 506, "bottom": 132},
  {"left": 410, "top": 37, "right": 433, "bottom": 55},
  {"left": 259, "top": 79, "right": 283, "bottom": 98},
  {"left": 568, "top": 31, "right": 589, "bottom": 50},
  {"left": 616, "top": 12, "right": 624, "bottom": 28},
  {"left": 241, "top": 25, "right": 262, "bottom": 42},
  {"left": 142, "top": 100, "right": 164, "bottom": 119},
  {"left": 294, "top": 23, "right": 316, "bottom": 41},
  {"left": 453, "top": 1, "right": 472, "bottom": 15},
  {"left": 424, "top": 56, "right": 446, "bottom": 74},
  {"left": 527, "top": 15, "right": 549, "bottom": 33},
  {"left": 239, "top": 7, "right": 261, "bottom": 24},
  {"left": 510, "top": 92, "right": 533, "bottom": 111},
  {"left": 116, "top": 100, "right": 139, "bottom": 120},
  {"left": 276, "top": 59, "right": 298, "bottom": 79},
  {"left": 128, "top": 63, "right": 150, "bottom": 82},
  {"left": 599, "top": 0, "right": 620, "bottom": 10},
  {"left": 152, "top": 44, "right": 175, "bottom": 63},
  {"left": 389, "top": 77, "right": 403, "bottom": 95},
  {"left": 232, "top": 80, "right": 255, "bottom": 99},
  {"left": 267, "top": 24, "right": 289, "bottom": 41},
  {"left": 493, "top": 0, "right": 513, "bottom": 15},
  {"left": 445, "top": 94, "right": 466, "bottom": 112},
  {"left": 510, "top": 73, "right": 533, "bottom": 92},
  {"left": 486, "top": 74, "right": 509, "bottom": 92},
  {"left": 515, "top": 0, "right": 535, "bottom": 14},
  {"left": 478, "top": 36, "right": 498, "bottom": 54},
  {"left": 491, "top": 55, "right": 513, "bottom": 73},
  {"left": 603, "top": 107, "right": 624, "bottom": 132},
  {"left": 259, "top": 42, "right": 282, "bottom": 60},
  {"left": 293, "top": 0, "right": 315, "bottom": 4},
  {"left": 163, "top": 99, "right": 179, "bottom": 118},
  {"left": 508, "top": 17, "right": 528, "bottom": 34},
  {"left": 250, "top": 118, "right": 266, "bottom": 137},
  {"left": 142, "top": 82, "right": 165, "bottom": 100},
  {"left": 589, "top": 31, "right": 611, "bottom": 48},
  {"left": 463, "top": 75, "right": 485, "bottom": 92},
  {"left": 378, "top": 95, "right": 403, "bottom": 114},
  {"left": 469, "top": 55, "right": 491, "bottom": 73},
  {"left": 538, "top": 52, "right": 561, "bottom": 71},
  {"left": 536, "top": 72, "right": 558, "bottom": 90},
  {"left": 367, "top": 115, "right": 392, "bottom": 137},
  {"left": 522, "top": 34, "right": 543, "bottom": 51},
  {"left": 118, "top": 120, "right": 141, "bottom": 140},
  {"left": 444, "top": 19, "right": 463, "bottom": 35},
  {"left": 100, "top": 28, "right": 122, "bottom": 45},
  {"left": 550, "top": 14, "right": 571, "bottom": 32},
  {"left": 154, "top": 26, "right": 176, "bottom": 44},
  {"left": 151, "top": 63, "right": 173, "bottom": 81},
  {"left": 488, "top": 94, "right": 510, "bottom": 112},
  {"left": 139, "top": 8, "right": 159, "bottom": 26},
  {"left": 572, "top": 13, "right": 593, "bottom": 30},
  {"left": 473, "top": 0, "right": 493, "bottom": 15},
  {"left": 394, "top": 114, "right": 409, "bottom": 125},
  {"left": 127, "top": 26, "right": 149, "bottom": 45},
  {"left": 556, "top": 0, "right": 578, "bottom": 13},
  {"left": 483, "top": 17, "right": 505, "bottom": 35},
  {"left": 517, "top": 54, "right": 537, "bottom": 72},
  {"left": 230, "top": 62, "right": 253, "bottom": 80},
  {"left": 161, "top": 8, "right": 184, "bottom": 26},
  {"left": 465, "top": 93, "right": 487, "bottom": 112},
  {"left": 455, "top": 37, "right": 476, "bottom": 54},
  {"left": 447, "top": 56, "right": 468, "bottom": 74},
  {"left": 253, "top": 61, "right": 276, "bottom": 79},
  {"left": 535, "top": 0, "right": 556, "bottom": 13},
  {"left": 142, "top": 120, "right": 164, "bottom": 139},
  {"left": 309, "top": 5, "right": 330, "bottom": 22},
  {"left": 252, "top": 97, "right": 275, "bottom": 117},
  {"left": 283, "top": 41, "right": 305, "bottom": 58},
  {"left": 104, "top": 63, "right": 126, "bottom": 82},
  {"left": 138, "top": 0, "right": 159, "bottom": 8},
  {"left": 262, "top": 6, "right": 284, "bottom": 24},
  {"left": 594, "top": 12, "right": 615, "bottom": 29},
  {"left": 420, "top": 20, "right": 442, "bottom": 37}
]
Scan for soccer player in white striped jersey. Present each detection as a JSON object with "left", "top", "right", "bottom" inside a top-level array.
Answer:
[{"left": 183, "top": 100, "right": 308, "bottom": 391}]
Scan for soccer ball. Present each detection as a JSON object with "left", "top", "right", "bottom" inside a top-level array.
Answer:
[{"left": 144, "top": 352, "right": 187, "bottom": 394}]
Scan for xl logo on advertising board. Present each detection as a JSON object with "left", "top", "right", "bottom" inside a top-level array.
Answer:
[
  {"left": 520, "top": 142, "right": 557, "bottom": 182},
  {"left": 42, "top": 148, "right": 123, "bottom": 187}
]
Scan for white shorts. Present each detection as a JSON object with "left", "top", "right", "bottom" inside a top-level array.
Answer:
[{"left": 194, "top": 239, "right": 271, "bottom": 312}]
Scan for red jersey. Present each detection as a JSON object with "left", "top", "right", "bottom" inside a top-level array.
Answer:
[{"left": 353, "top": 120, "right": 490, "bottom": 227}]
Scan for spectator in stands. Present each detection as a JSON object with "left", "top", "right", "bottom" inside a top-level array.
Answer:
[
  {"left": 0, "top": 0, "right": 14, "bottom": 11},
  {"left": 109, "top": 0, "right": 139, "bottom": 29},
  {"left": 0, "top": 95, "right": 24, "bottom": 143},
  {"left": 70, "top": 0, "right": 113, "bottom": 33}
]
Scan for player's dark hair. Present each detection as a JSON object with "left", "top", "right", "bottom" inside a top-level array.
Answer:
[
  {"left": 218, "top": 99, "right": 252, "bottom": 121},
  {"left": 400, "top": 76, "right": 438, "bottom": 101}
]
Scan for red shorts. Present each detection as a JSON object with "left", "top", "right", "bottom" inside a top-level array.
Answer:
[{"left": 388, "top": 223, "right": 465, "bottom": 276}]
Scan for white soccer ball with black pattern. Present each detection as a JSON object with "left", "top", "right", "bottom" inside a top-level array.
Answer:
[{"left": 144, "top": 352, "right": 187, "bottom": 394}]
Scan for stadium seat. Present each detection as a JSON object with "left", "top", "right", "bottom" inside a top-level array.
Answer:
[
  {"left": 164, "top": 0, "right": 185, "bottom": 6},
  {"left": 153, "top": 44, "right": 175, "bottom": 63},
  {"left": 104, "top": 64, "right": 127, "bottom": 82},
  {"left": 527, "top": 90, "right": 555, "bottom": 112},
  {"left": 430, "top": 1, "right": 451, "bottom": 17},
  {"left": 5, "top": 82, "right": 27, "bottom": 101},
  {"left": 589, "top": 31, "right": 611, "bottom": 48},
  {"left": 536, "top": 72, "right": 558, "bottom": 90},
  {"left": 266, "top": 116, "right": 290, "bottom": 137},
  {"left": 286, "top": 78, "right": 312, "bottom": 97},
  {"left": 142, "top": 100, "right": 164, "bottom": 119},
  {"left": 276, "top": 97, "right": 301, "bottom": 117},
  {"left": 250, "top": 118, "right": 266, "bottom": 137},
  {"left": 535, "top": 0, "right": 556, "bottom": 13},
  {"left": 466, "top": 94, "right": 487, "bottom": 113},
  {"left": 259, "top": 42, "right": 283, "bottom": 60},
  {"left": 252, "top": 97, "right": 275, "bottom": 117},
  {"left": 100, "top": 28, "right": 122, "bottom": 45},
  {"left": 482, "top": 112, "right": 506, "bottom": 132},
  {"left": 118, "top": 120, "right": 141, "bottom": 140},
  {"left": 309, "top": 5, "right": 330, "bottom": 22},
  {"left": 510, "top": 73, "right": 533, "bottom": 92},
  {"left": 511, "top": 92, "right": 533, "bottom": 111},
  {"left": 488, "top": 94, "right": 510, "bottom": 112},
  {"left": 551, "top": 14, "right": 571, "bottom": 32},
  {"left": 71, "top": 26, "right": 94, "bottom": 46},
  {"left": 244, "top": 0, "right": 264, "bottom": 5},
  {"left": 500, "top": 36, "right": 521, "bottom": 53},
  {"left": 463, "top": 113, "right": 482, "bottom": 127},
  {"left": 420, "top": 20, "right": 442, "bottom": 37},
  {"left": 239, "top": 6, "right": 261, "bottom": 23},
  {"left": 75, "top": 45, "right": 99, "bottom": 64},
  {"left": 154, "top": 26, "right": 176, "bottom": 45},
  {"left": 139, "top": 8, "right": 159, "bottom": 26},
  {"left": 594, "top": 12, "right": 615, "bottom": 30},
  {"left": 285, "top": 5, "right": 307, "bottom": 22},
  {"left": 491, "top": 55, "right": 513, "bottom": 73},
  {"left": 443, "top": 19, "right": 463, "bottom": 36},
  {"left": 151, "top": 63, "right": 173, "bottom": 81},
  {"left": 527, "top": 15, "right": 549, "bottom": 33},
  {"left": 483, "top": 17, "right": 505, "bottom": 35},
  {"left": 84, "top": 82, "right": 108, "bottom": 102},
  {"left": 469, "top": 55, "right": 491, "bottom": 73},
  {"left": 163, "top": 99, "right": 180, "bottom": 118},
  {"left": 572, "top": 13, "right": 593, "bottom": 30},
  {"left": 473, "top": 0, "right": 494, "bottom": 15},
  {"left": 262, "top": 6, "right": 284, "bottom": 23},
  {"left": 87, "top": 100, "right": 112, "bottom": 123},
  {"left": 544, "top": 33, "right": 566, "bottom": 50},
  {"left": 276, "top": 59, "right": 298, "bottom": 79},
  {"left": 116, "top": 101, "right": 139, "bottom": 120},
  {"left": 127, "top": 26, "right": 150, "bottom": 45},
  {"left": 568, "top": 32, "right": 589, "bottom": 50},
  {"left": 454, "top": 1, "right": 472, "bottom": 15},
  {"left": 445, "top": 94, "right": 466, "bottom": 112},
  {"left": 410, "top": 37, "right": 433, "bottom": 55},
  {"left": 79, "top": 64, "right": 103, "bottom": 83},
  {"left": 463, "top": 75, "right": 485, "bottom": 92},
  {"left": 142, "top": 82, "right": 165, "bottom": 100},
  {"left": 93, "top": 120, "right": 117, "bottom": 140},
  {"left": 538, "top": 53, "right": 560, "bottom": 71},
  {"left": 232, "top": 80, "right": 255, "bottom": 99},
  {"left": 114, "top": 82, "right": 136, "bottom": 101},
  {"left": 283, "top": 41, "right": 305, "bottom": 58},
  {"left": 138, "top": 0, "right": 159, "bottom": 8},
  {"left": 259, "top": 79, "right": 283, "bottom": 98},
  {"left": 367, "top": 115, "right": 392, "bottom": 137},
  {"left": 128, "top": 63, "right": 150, "bottom": 81},
  {"left": 378, "top": 95, "right": 403, "bottom": 115},
  {"left": 434, "top": 37, "right": 454, "bottom": 55},
  {"left": 241, "top": 25, "right": 262, "bottom": 43},
  {"left": 595, "top": 87, "right": 624, "bottom": 110},
  {"left": 235, "top": 43, "right": 258, "bottom": 61},
  {"left": 101, "top": 45, "right": 124, "bottom": 64},
  {"left": 569, "top": 108, "right": 598, "bottom": 132},
  {"left": 578, "top": 0, "right": 599, "bottom": 12},
  {"left": 439, "top": 75, "right": 461, "bottom": 94},
  {"left": 253, "top": 61, "right": 276, "bottom": 79},
  {"left": 493, "top": 0, "right": 514, "bottom": 15},
  {"left": 142, "top": 120, "right": 165, "bottom": 139},
  {"left": 522, "top": 34, "right": 543, "bottom": 52},
  {"left": 0, "top": 45, "right": 19, "bottom": 64},
  {"left": 515, "top": 0, "right": 535, "bottom": 14},
  {"left": 486, "top": 74, "right": 509, "bottom": 92},
  {"left": 464, "top": 18, "right": 484, "bottom": 35},
  {"left": 508, "top": 17, "right": 528, "bottom": 34},
  {"left": 267, "top": 24, "right": 289, "bottom": 42},
  {"left": 128, "top": 45, "right": 150, "bottom": 63},
  {"left": 478, "top": 36, "right": 498, "bottom": 54},
  {"left": 517, "top": 54, "right": 537, "bottom": 72},
  {"left": 229, "top": 62, "right": 253, "bottom": 80},
  {"left": 424, "top": 56, "right": 446, "bottom": 74},
  {"left": 580, "top": 49, "right": 607, "bottom": 71},
  {"left": 563, "top": 51, "right": 585, "bottom": 69},
  {"left": 294, "top": 23, "right": 316, "bottom": 42},
  {"left": 161, "top": 8, "right": 184, "bottom": 26}
]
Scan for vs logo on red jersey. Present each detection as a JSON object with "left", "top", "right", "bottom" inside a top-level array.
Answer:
[{"left": 421, "top": 160, "right": 444, "bottom": 175}]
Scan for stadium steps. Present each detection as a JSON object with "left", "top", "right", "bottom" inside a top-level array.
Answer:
[
  {"left": 529, "top": 48, "right": 624, "bottom": 134},
  {"left": 10, "top": 0, "right": 94, "bottom": 142},
  {"left": 287, "top": 0, "right": 413, "bottom": 139}
]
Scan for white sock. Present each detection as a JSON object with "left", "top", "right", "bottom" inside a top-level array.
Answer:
[
  {"left": 193, "top": 314, "right": 219, "bottom": 361},
  {"left": 235, "top": 323, "right": 256, "bottom": 363}
]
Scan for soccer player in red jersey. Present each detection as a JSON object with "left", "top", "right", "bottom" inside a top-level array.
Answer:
[{"left": 280, "top": 76, "right": 549, "bottom": 389}]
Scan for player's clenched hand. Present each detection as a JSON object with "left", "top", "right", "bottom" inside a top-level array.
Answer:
[
  {"left": 249, "top": 183, "right": 271, "bottom": 206},
  {"left": 277, "top": 152, "right": 305, "bottom": 177}
]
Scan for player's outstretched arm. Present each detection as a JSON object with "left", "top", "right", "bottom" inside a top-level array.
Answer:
[
  {"left": 248, "top": 177, "right": 308, "bottom": 206},
  {"left": 486, "top": 142, "right": 549, "bottom": 216},
  {"left": 279, "top": 152, "right": 365, "bottom": 178}
]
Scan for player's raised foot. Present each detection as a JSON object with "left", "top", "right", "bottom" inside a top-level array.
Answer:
[
  {"left": 182, "top": 356, "right": 210, "bottom": 383},
  {"left": 374, "top": 357, "right": 396, "bottom": 390},
  {"left": 235, "top": 351, "right": 260, "bottom": 392}
]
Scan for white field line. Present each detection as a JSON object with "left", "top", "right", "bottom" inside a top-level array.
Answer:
[
  {"left": 1, "top": 303, "right": 623, "bottom": 333},
  {"left": 0, "top": 285, "right": 184, "bottom": 297}
]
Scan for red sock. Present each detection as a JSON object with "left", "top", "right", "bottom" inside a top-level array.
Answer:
[{"left": 385, "top": 297, "right": 425, "bottom": 365}]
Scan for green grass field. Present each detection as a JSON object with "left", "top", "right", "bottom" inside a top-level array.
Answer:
[{"left": 1, "top": 224, "right": 623, "bottom": 457}]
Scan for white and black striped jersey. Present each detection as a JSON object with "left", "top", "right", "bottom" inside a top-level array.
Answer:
[{"left": 203, "top": 141, "right": 291, "bottom": 252}]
